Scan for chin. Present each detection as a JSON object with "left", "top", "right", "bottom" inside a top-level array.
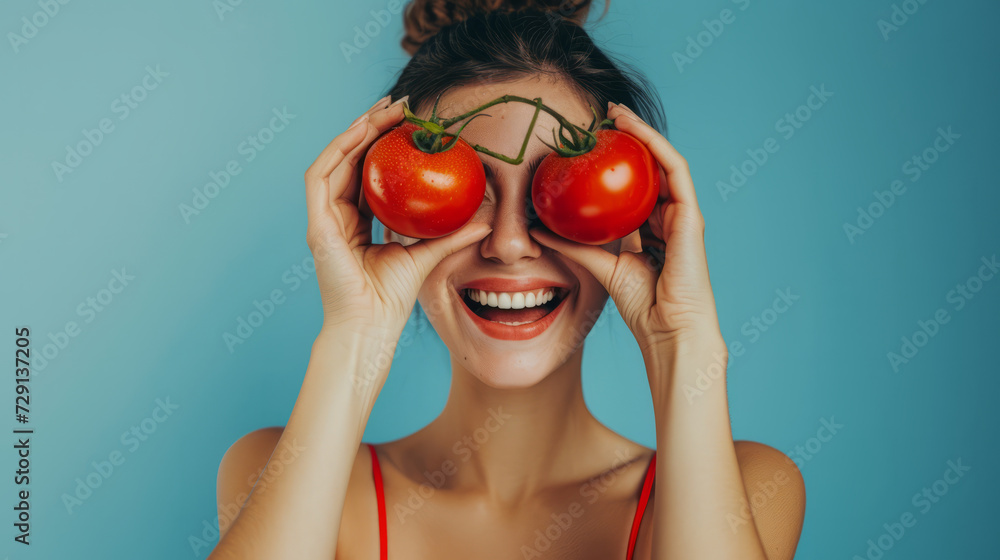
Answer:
[
  {"left": 461, "top": 350, "right": 564, "bottom": 389},
  {"left": 417, "top": 266, "right": 609, "bottom": 388}
]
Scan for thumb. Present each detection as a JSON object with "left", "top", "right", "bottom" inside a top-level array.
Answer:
[
  {"left": 527, "top": 227, "right": 620, "bottom": 292},
  {"left": 406, "top": 221, "right": 493, "bottom": 282}
]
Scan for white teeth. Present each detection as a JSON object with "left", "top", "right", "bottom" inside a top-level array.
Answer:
[
  {"left": 511, "top": 293, "right": 525, "bottom": 309},
  {"left": 465, "top": 288, "right": 559, "bottom": 308}
]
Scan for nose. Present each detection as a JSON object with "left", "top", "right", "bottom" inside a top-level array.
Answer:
[{"left": 478, "top": 190, "right": 543, "bottom": 264}]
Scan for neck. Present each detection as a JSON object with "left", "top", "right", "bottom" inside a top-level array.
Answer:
[{"left": 421, "top": 347, "right": 604, "bottom": 505}]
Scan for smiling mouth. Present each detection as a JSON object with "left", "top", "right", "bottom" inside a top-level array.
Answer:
[{"left": 460, "top": 287, "right": 570, "bottom": 326}]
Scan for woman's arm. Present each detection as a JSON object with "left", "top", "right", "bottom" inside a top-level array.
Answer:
[
  {"left": 527, "top": 102, "right": 805, "bottom": 559},
  {"left": 210, "top": 328, "right": 392, "bottom": 560},
  {"left": 643, "top": 341, "right": 805, "bottom": 560},
  {"left": 208, "top": 95, "right": 493, "bottom": 560}
]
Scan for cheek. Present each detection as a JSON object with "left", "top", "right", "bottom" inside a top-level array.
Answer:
[{"left": 471, "top": 199, "right": 497, "bottom": 225}]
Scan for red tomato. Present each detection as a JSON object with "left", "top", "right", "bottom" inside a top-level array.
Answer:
[
  {"left": 363, "top": 122, "right": 486, "bottom": 239},
  {"left": 531, "top": 129, "right": 660, "bottom": 245}
]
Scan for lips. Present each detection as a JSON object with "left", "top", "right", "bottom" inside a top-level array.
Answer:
[
  {"left": 455, "top": 277, "right": 573, "bottom": 341},
  {"left": 457, "top": 277, "right": 571, "bottom": 293}
]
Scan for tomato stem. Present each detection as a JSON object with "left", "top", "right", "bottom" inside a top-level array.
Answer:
[
  {"left": 464, "top": 97, "right": 545, "bottom": 164},
  {"left": 397, "top": 94, "right": 613, "bottom": 158},
  {"left": 438, "top": 95, "right": 601, "bottom": 157}
]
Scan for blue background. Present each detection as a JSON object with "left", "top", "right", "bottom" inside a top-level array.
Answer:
[{"left": 2, "top": 0, "right": 998, "bottom": 558}]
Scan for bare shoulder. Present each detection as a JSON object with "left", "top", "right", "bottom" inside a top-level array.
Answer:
[
  {"left": 633, "top": 440, "right": 805, "bottom": 560},
  {"left": 215, "top": 427, "right": 379, "bottom": 558},
  {"left": 216, "top": 426, "right": 286, "bottom": 525},
  {"left": 734, "top": 440, "right": 806, "bottom": 560}
]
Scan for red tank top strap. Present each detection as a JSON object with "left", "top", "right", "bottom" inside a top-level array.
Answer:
[
  {"left": 369, "top": 444, "right": 653, "bottom": 560},
  {"left": 625, "top": 452, "right": 657, "bottom": 560},
  {"left": 367, "top": 443, "right": 388, "bottom": 560}
]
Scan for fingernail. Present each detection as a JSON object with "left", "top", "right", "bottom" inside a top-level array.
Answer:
[
  {"left": 618, "top": 103, "right": 633, "bottom": 113},
  {"left": 607, "top": 101, "right": 616, "bottom": 110},
  {"left": 348, "top": 113, "right": 369, "bottom": 130},
  {"left": 389, "top": 94, "right": 409, "bottom": 107},
  {"left": 369, "top": 95, "right": 390, "bottom": 111}
]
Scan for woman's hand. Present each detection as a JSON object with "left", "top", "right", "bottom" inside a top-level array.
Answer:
[
  {"left": 527, "top": 102, "right": 725, "bottom": 363},
  {"left": 305, "top": 96, "right": 493, "bottom": 336}
]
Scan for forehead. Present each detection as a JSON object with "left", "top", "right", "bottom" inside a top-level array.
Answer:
[{"left": 418, "top": 76, "right": 596, "bottom": 177}]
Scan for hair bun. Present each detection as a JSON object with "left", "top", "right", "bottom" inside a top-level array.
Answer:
[{"left": 402, "top": 0, "right": 595, "bottom": 55}]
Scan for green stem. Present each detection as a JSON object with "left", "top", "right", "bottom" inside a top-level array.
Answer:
[
  {"left": 402, "top": 94, "right": 603, "bottom": 159},
  {"left": 439, "top": 95, "right": 590, "bottom": 145},
  {"left": 464, "top": 97, "right": 545, "bottom": 164}
]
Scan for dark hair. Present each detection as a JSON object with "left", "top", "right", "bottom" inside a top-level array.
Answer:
[
  {"left": 385, "top": 1, "right": 666, "bottom": 133},
  {"left": 383, "top": 0, "right": 666, "bottom": 331}
]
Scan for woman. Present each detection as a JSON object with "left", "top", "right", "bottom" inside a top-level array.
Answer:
[{"left": 209, "top": 1, "right": 806, "bottom": 558}]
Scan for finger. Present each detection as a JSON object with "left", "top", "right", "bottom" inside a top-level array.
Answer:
[
  {"left": 608, "top": 104, "right": 699, "bottom": 207},
  {"left": 526, "top": 227, "right": 620, "bottom": 293},
  {"left": 406, "top": 221, "right": 494, "bottom": 283},
  {"left": 304, "top": 97, "right": 393, "bottom": 222},
  {"left": 305, "top": 121, "right": 368, "bottom": 224},
  {"left": 639, "top": 199, "right": 669, "bottom": 243},
  {"left": 358, "top": 179, "right": 374, "bottom": 220},
  {"left": 329, "top": 102, "right": 408, "bottom": 210},
  {"left": 306, "top": 95, "right": 390, "bottom": 180}
]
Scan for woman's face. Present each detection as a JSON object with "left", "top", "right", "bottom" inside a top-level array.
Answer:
[{"left": 386, "top": 76, "right": 640, "bottom": 388}]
